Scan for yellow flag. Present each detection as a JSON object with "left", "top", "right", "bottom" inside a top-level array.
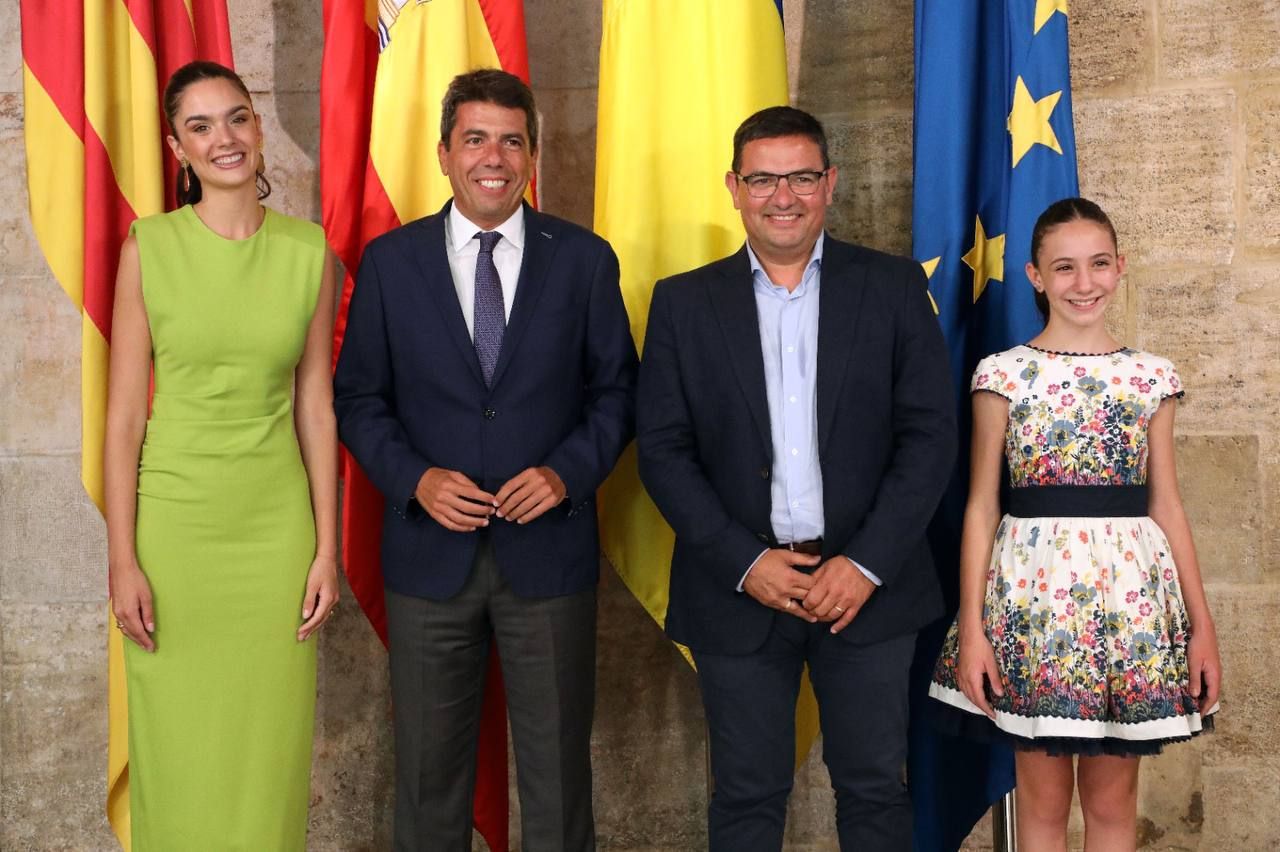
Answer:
[{"left": 594, "top": 0, "right": 821, "bottom": 768}]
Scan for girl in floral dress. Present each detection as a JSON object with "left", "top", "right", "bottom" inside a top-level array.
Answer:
[{"left": 929, "top": 198, "right": 1221, "bottom": 849}]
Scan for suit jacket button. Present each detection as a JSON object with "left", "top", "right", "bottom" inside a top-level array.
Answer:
[
  {"left": 483, "top": 408, "right": 496, "bottom": 420},
  {"left": 757, "top": 533, "right": 770, "bottom": 543},
  {"left": 759, "top": 468, "right": 770, "bottom": 480}
]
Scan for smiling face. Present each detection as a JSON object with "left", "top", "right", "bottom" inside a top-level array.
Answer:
[
  {"left": 726, "top": 134, "right": 836, "bottom": 267},
  {"left": 437, "top": 100, "right": 535, "bottom": 230},
  {"left": 1026, "top": 218, "right": 1126, "bottom": 332},
  {"left": 166, "top": 77, "right": 262, "bottom": 196}
]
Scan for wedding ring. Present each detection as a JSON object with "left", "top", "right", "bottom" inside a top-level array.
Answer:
[{"left": 834, "top": 605, "right": 845, "bottom": 614}]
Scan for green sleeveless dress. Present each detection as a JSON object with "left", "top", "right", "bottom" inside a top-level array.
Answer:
[{"left": 126, "top": 206, "right": 325, "bottom": 850}]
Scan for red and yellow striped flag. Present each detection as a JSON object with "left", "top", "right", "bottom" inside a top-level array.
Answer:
[
  {"left": 320, "top": 1, "right": 533, "bottom": 848},
  {"left": 19, "top": 0, "right": 232, "bottom": 847}
]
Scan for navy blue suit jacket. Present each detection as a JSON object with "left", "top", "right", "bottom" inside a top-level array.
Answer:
[
  {"left": 637, "top": 237, "right": 957, "bottom": 653},
  {"left": 334, "top": 201, "right": 638, "bottom": 600}
]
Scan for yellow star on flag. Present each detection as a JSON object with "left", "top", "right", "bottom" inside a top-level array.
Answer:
[
  {"left": 920, "top": 256, "right": 941, "bottom": 314},
  {"left": 961, "top": 217, "right": 1004, "bottom": 303},
  {"left": 1034, "top": 0, "right": 1069, "bottom": 34},
  {"left": 1007, "top": 76, "right": 1063, "bottom": 167}
]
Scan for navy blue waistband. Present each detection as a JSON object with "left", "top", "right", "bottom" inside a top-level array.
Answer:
[{"left": 1006, "top": 485, "right": 1148, "bottom": 518}]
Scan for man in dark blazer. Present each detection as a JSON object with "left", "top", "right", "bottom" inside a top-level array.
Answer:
[
  {"left": 334, "top": 70, "right": 636, "bottom": 852},
  {"left": 637, "top": 106, "right": 956, "bottom": 851}
]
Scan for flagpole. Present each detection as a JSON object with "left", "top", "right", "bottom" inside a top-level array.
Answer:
[{"left": 991, "top": 790, "right": 1017, "bottom": 851}]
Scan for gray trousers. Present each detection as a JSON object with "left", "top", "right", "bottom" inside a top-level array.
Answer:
[{"left": 386, "top": 538, "right": 597, "bottom": 852}]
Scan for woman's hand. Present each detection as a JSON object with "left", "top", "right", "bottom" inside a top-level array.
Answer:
[
  {"left": 111, "top": 559, "right": 156, "bottom": 652},
  {"left": 957, "top": 625, "right": 1004, "bottom": 721},
  {"left": 297, "top": 554, "right": 340, "bottom": 642},
  {"left": 1188, "top": 619, "right": 1222, "bottom": 715}
]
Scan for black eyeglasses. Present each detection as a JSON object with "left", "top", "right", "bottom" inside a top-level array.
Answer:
[{"left": 734, "top": 169, "right": 829, "bottom": 198}]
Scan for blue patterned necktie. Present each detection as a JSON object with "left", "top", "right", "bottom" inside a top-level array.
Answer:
[{"left": 472, "top": 230, "right": 505, "bottom": 386}]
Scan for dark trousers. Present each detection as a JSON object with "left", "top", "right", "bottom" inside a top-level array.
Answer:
[
  {"left": 385, "top": 538, "right": 597, "bottom": 852},
  {"left": 693, "top": 617, "right": 917, "bottom": 852}
]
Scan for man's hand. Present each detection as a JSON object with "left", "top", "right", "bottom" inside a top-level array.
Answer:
[
  {"left": 415, "top": 468, "right": 496, "bottom": 531},
  {"left": 802, "top": 557, "right": 876, "bottom": 634},
  {"left": 742, "top": 549, "right": 822, "bottom": 621},
  {"left": 495, "top": 466, "right": 567, "bottom": 524}
]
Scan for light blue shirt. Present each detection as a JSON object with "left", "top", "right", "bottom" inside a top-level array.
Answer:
[
  {"left": 750, "top": 238, "right": 825, "bottom": 543},
  {"left": 738, "top": 235, "right": 881, "bottom": 590}
]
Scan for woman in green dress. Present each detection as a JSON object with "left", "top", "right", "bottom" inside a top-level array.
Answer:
[{"left": 103, "top": 61, "right": 339, "bottom": 849}]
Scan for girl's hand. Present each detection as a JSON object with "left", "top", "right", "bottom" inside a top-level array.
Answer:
[
  {"left": 110, "top": 559, "right": 156, "bottom": 652},
  {"left": 957, "top": 627, "right": 1004, "bottom": 721},
  {"left": 297, "top": 554, "right": 340, "bottom": 642},
  {"left": 1188, "top": 619, "right": 1222, "bottom": 714}
]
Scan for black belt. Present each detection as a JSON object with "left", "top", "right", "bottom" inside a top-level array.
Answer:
[{"left": 1006, "top": 485, "right": 1148, "bottom": 518}]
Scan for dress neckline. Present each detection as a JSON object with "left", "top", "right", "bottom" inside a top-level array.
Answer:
[
  {"left": 183, "top": 203, "right": 270, "bottom": 244},
  {"left": 1023, "top": 343, "right": 1129, "bottom": 357}
]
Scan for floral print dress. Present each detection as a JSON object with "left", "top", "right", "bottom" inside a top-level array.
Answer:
[{"left": 929, "top": 345, "right": 1214, "bottom": 755}]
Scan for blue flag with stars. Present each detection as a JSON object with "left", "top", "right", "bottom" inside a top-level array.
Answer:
[{"left": 908, "top": 0, "right": 1078, "bottom": 848}]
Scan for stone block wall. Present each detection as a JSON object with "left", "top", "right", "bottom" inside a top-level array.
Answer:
[{"left": 1, "top": 1, "right": 1276, "bottom": 849}]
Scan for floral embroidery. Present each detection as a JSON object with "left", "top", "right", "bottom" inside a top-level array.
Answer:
[
  {"left": 970, "top": 347, "right": 1183, "bottom": 488},
  {"left": 931, "top": 347, "right": 1204, "bottom": 742}
]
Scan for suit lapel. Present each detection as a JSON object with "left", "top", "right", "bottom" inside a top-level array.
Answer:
[
  {"left": 816, "top": 238, "right": 867, "bottom": 453},
  {"left": 710, "top": 248, "right": 772, "bottom": 453},
  {"left": 409, "top": 202, "right": 486, "bottom": 386},
  {"left": 488, "top": 203, "right": 555, "bottom": 390}
]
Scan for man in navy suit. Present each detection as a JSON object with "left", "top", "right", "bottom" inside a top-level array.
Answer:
[
  {"left": 334, "top": 70, "right": 636, "bottom": 852},
  {"left": 637, "top": 106, "right": 956, "bottom": 850}
]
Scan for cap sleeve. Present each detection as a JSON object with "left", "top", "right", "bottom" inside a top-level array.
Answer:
[
  {"left": 971, "top": 352, "right": 1015, "bottom": 401},
  {"left": 1153, "top": 356, "right": 1185, "bottom": 402}
]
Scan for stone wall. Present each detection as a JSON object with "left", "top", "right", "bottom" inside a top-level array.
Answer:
[{"left": 1, "top": 1, "right": 1276, "bottom": 849}]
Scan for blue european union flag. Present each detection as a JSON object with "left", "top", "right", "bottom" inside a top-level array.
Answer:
[{"left": 908, "top": 1, "right": 1079, "bottom": 849}]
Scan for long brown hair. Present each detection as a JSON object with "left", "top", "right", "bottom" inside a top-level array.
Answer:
[{"left": 162, "top": 61, "right": 271, "bottom": 207}]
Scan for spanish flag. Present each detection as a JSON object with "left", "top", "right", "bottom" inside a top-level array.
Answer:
[
  {"left": 594, "top": 1, "right": 823, "bottom": 767},
  {"left": 19, "top": 1, "right": 232, "bottom": 846},
  {"left": 320, "top": 1, "right": 532, "bottom": 847}
]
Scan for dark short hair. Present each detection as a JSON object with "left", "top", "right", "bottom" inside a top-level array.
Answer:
[
  {"left": 440, "top": 69, "right": 538, "bottom": 151},
  {"left": 732, "top": 106, "right": 830, "bottom": 173},
  {"left": 162, "top": 60, "right": 269, "bottom": 206},
  {"left": 1029, "top": 197, "right": 1119, "bottom": 323}
]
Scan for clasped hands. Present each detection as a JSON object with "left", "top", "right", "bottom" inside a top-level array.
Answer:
[
  {"left": 742, "top": 549, "right": 876, "bottom": 635},
  {"left": 415, "top": 466, "right": 566, "bottom": 532}
]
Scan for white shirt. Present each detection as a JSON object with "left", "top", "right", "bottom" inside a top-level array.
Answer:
[{"left": 445, "top": 204, "right": 525, "bottom": 337}]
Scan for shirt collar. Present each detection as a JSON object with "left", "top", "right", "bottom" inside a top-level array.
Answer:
[
  {"left": 447, "top": 202, "right": 526, "bottom": 254},
  {"left": 745, "top": 232, "right": 825, "bottom": 291}
]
